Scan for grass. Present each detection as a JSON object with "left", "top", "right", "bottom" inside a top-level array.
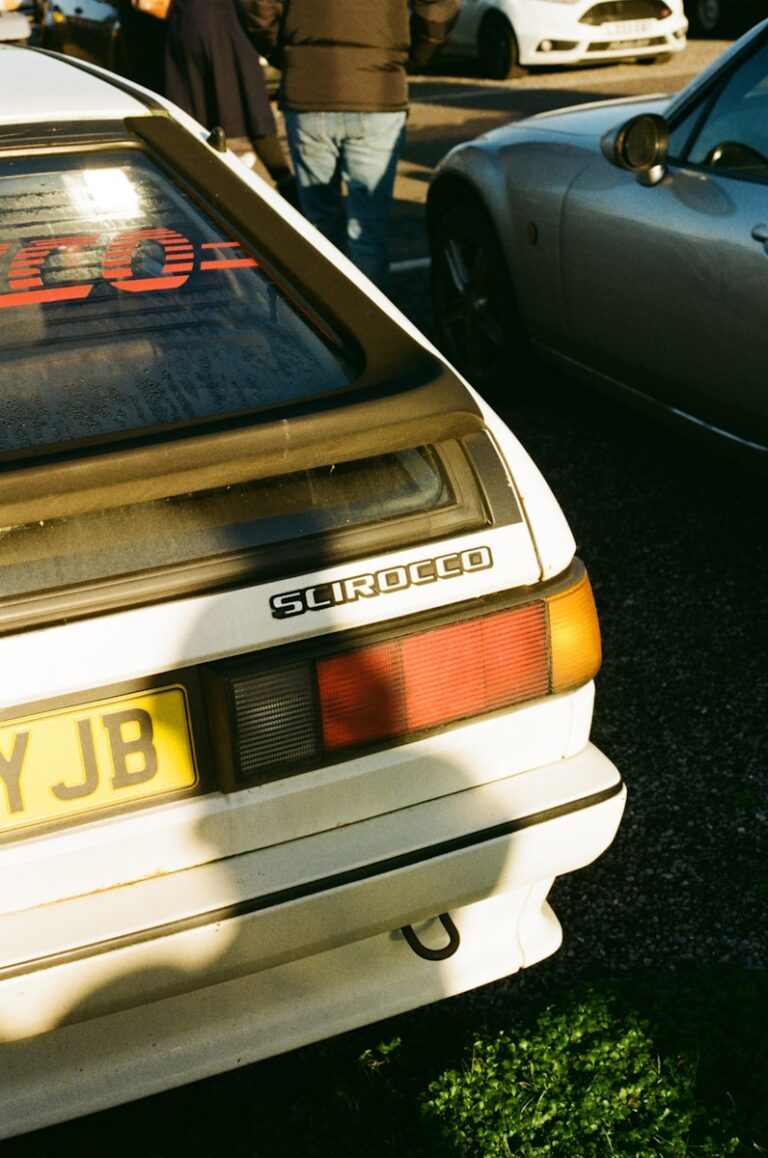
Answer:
[
  {"left": 16, "top": 963, "right": 763, "bottom": 1157},
  {"left": 421, "top": 986, "right": 744, "bottom": 1156}
]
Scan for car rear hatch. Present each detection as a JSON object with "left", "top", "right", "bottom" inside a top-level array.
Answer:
[{"left": 0, "top": 108, "right": 610, "bottom": 1033}]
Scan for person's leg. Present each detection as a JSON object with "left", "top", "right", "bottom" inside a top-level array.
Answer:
[
  {"left": 283, "top": 111, "right": 346, "bottom": 254},
  {"left": 340, "top": 111, "right": 407, "bottom": 291}
]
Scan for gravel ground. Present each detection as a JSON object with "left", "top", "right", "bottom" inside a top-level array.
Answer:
[{"left": 498, "top": 367, "right": 768, "bottom": 992}]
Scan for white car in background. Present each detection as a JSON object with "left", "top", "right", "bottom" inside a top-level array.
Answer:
[
  {"left": 0, "top": 0, "right": 31, "bottom": 45},
  {"left": 0, "top": 45, "right": 624, "bottom": 1138},
  {"left": 442, "top": 0, "right": 688, "bottom": 78}
]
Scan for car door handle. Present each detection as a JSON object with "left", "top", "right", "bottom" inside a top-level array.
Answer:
[{"left": 751, "top": 224, "right": 768, "bottom": 245}]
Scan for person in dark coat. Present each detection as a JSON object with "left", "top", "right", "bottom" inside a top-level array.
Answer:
[
  {"left": 165, "top": 0, "right": 295, "bottom": 199},
  {"left": 118, "top": 0, "right": 167, "bottom": 94},
  {"left": 243, "top": 0, "right": 459, "bottom": 290}
]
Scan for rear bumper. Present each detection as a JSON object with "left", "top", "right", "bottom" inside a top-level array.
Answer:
[
  {"left": 0, "top": 742, "right": 625, "bottom": 1137},
  {"left": 3, "top": 888, "right": 563, "bottom": 1138}
]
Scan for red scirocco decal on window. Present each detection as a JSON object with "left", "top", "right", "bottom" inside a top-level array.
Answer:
[
  {"left": 0, "top": 235, "right": 99, "bottom": 307},
  {"left": 102, "top": 227, "right": 195, "bottom": 292},
  {"left": 0, "top": 231, "right": 257, "bottom": 309}
]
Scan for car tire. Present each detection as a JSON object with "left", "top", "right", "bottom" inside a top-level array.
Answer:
[
  {"left": 477, "top": 11, "right": 525, "bottom": 80},
  {"left": 430, "top": 198, "right": 532, "bottom": 396},
  {"left": 686, "top": 0, "right": 727, "bottom": 36}
]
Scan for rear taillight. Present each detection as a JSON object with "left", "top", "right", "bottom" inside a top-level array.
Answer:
[
  {"left": 212, "top": 567, "right": 601, "bottom": 786},
  {"left": 317, "top": 602, "right": 549, "bottom": 751}
]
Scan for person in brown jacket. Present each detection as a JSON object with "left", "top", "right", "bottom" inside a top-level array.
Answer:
[{"left": 244, "top": 0, "right": 458, "bottom": 291}]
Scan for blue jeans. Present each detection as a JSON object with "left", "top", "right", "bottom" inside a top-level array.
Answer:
[{"left": 284, "top": 109, "right": 407, "bottom": 291}]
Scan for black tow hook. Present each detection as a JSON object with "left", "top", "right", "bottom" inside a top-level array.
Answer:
[{"left": 400, "top": 912, "right": 460, "bottom": 961}]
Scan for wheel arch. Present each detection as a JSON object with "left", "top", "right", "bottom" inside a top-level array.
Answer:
[
  {"left": 427, "top": 173, "right": 477, "bottom": 243},
  {"left": 427, "top": 170, "right": 536, "bottom": 395},
  {"left": 429, "top": 171, "right": 496, "bottom": 238},
  {"left": 476, "top": 4, "right": 525, "bottom": 80},
  {"left": 427, "top": 168, "right": 518, "bottom": 282},
  {"left": 478, "top": 3, "right": 516, "bottom": 37}
]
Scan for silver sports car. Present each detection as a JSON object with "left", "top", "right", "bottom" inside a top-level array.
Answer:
[{"left": 428, "top": 19, "right": 768, "bottom": 472}]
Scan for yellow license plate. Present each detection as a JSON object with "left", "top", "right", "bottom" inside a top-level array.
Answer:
[{"left": 0, "top": 686, "right": 198, "bottom": 837}]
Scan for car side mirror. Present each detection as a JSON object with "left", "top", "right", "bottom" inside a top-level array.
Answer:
[{"left": 601, "top": 113, "right": 670, "bottom": 187}]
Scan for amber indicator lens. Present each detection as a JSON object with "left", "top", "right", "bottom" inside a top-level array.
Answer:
[{"left": 547, "top": 571, "right": 602, "bottom": 693}]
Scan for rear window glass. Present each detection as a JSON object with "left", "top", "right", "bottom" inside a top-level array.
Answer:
[
  {"left": 0, "top": 149, "right": 354, "bottom": 460},
  {"left": 1, "top": 448, "right": 451, "bottom": 602}
]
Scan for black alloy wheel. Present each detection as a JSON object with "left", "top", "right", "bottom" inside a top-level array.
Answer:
[
  {"left": 477, "top": 10, "right": 524, "bottom": 80},
  {"left": 686, "top": 0, "right": 725, "bottom": 36},
  {"left": 430, "top": 199, "right": 530, "bottom": 397}
]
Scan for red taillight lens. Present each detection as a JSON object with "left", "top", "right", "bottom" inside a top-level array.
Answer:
[{"left": 317, "top": 603, "right": 548, "bottom": 751}]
